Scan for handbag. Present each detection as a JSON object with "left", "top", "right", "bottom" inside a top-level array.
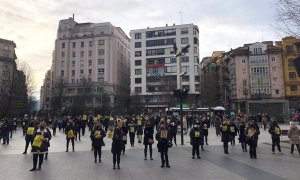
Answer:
[
  {"left": 167, "top": 141, "right": 173, "bottom": 148},
  {"left": 148, "top": 138, "right": 154, "bottom": 144}
]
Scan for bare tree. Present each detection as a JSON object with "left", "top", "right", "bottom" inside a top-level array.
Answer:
[
  {"left": 200, "top": 71, "right": 218, "bottom": 107},
  {"left": 273, "top": 0, "right": 300, "bottom": 37}
]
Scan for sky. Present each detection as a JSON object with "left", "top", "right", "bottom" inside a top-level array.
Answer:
[{"left": 0, "top": 0, "right": 282, "bottom": 98}]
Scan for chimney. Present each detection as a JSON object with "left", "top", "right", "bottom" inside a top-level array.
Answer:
[
  {"left": 72, "top": 14, "right": 75, "bottom": 20},
  {"left": 166, "top": 24, "right": 168, "bottom": 27},
  {"left": 173, "top": 23, "right": 175, "bottom": 26}
]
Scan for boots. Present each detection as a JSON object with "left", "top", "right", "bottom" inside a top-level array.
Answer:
[{"left": 144, "top": 149, "right": 147, "bottom": 160}]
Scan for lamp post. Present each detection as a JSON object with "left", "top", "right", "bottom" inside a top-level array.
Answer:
[{"left": 173, "top": 43, "right": 190, "bottom": 145}]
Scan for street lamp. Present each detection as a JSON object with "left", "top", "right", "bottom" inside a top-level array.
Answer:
[{"left": 173, "top": 43, "right": 190, "bottom": 145}]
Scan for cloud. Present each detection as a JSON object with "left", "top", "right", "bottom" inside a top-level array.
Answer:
[{"left": 0, "top": 0, "right": 280, "bottom": 99}]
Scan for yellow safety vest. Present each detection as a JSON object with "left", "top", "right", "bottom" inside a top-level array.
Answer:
[
  {"left": 160, "top": 130, "right": 168, "bottom": 139},
  {"left": 32, "top": 135, "right": 44, "bottom": 148},
  {"left": 274, "top": 127, "right": 280, "bottom": 135},
  {"left": 130, "top": 127, "right": 135, "bottom": 133},
  {"left": 195, "top": 131, "right": 200, "bottom": 138},
  {"left": 27, "top": 127, "right": 35, "bottom": 135},
  {"left": 230, "top": 127, "right": 235, "bottom": 133},
  {"left": 222, "top": 125, "right": 228, "bottom": 132},
  {"left": 67, "top": 130, "right": 74, "bottom": 138}
]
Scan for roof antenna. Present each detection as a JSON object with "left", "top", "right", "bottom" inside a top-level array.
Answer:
[
  {"left": 73, "top": 13, "right": 75, "bottom": 21},
  {"left": 179, "top": 11, "right": 183, "bottom": 24}
]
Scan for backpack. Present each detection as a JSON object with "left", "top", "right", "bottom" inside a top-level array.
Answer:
[
  {"left": 27, "top": 127, "right": 35, "bottom": 136},
  {"left": 67, "top": 130, "right": 74, "bottom": 138}
]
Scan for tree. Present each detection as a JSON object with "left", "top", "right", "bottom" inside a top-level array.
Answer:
[
  {"left": 274, "top": 0, "right": 300, "bottom": 37},
  {"left": 200, "top": 70, "right": 219, "bottom": 107}
]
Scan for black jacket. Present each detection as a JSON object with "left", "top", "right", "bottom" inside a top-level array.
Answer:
[
  {"left": 111, "top": 128, "right": 123, "bottom": 154},
  {"left": 143, "top": 125, "right": 154, "bottom": 145},
  {"left": 156, "top": 128, "right": 170, "bottom": 152},
  {"left": 91, "top": 128, "right": 106, "bottom": 148},
  {"left": 190, "top": 127, "right": 202, "bottom": 145}
]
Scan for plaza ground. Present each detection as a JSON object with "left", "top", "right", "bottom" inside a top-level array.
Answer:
[{"left": 0, "top": 125, "right": 299, "bottom": 180}]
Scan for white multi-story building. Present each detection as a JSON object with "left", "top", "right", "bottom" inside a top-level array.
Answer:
[
  {"left": 42, "top": 17, "right": 130, "bottom": 114},
  {"left": 130, "top": 24, "right": 200, "bottom": 112}
]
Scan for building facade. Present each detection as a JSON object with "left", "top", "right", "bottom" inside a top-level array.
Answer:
[
  {"left": 276, "top": 36, "right": 300, "bottom": 110},
  {"left": 202, "top": 42, "right": 289, "bottom": 121},
  {"left": 130, "top": 24, "right": 200, "bottom": 113},
  {"left": 41, "top": 17, "right": 130, "bottom": 115}
]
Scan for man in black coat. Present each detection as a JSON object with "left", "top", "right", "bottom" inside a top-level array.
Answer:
[
  {"left": 190, "top": 122, "right": 202, "bottom": 159},
  {"left": 156, "top": 123, "right": 171, "bottom": 168},
  {"left": 111, "top": 124, "right": 123, "bottom": 169}
]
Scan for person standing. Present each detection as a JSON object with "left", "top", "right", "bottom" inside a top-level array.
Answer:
[
  {"left": 190, "top": 123, "right": 202, "bottom": 159},
  {"left": 169, "top": 119, "right": 178, "bottom": 146},
  {"left": 156, "top": 123, "right": 171, "bottom": 168},
  {"left": 30, "top": 123, "right": 50, "bottom": 171},
  {"left": 65, "top": 121, "right": 76, "bottom": 152},
  {"left": 215, "top": 116, "right": 221, "bottom": 136},
  {"left": 1, "top": 120, "right": 10, "bottom": 145},
  {"left": 23, "top": 121, "right": 36, "bottom": 154},
  {"left": 239, "top": 120, "right": 247, "bottom": 152},
  {"left": 75, "top": 118, "right": 82, "bottom": 141},
  {"left": 221, "top": 121, "right": 230, "bottom": 154},
  {"left": 44, "top": 125, "right": 52, "bottom": 160},
  {"left": 287, "top": 123, "right": 300, "bottom": 154},
  {"left": 128, "top": 119, "right": 136, "bottom": 147},
  {"left": 136, "top": 116, "right": 144, "bottom": 143},
  {"left": 91, "top": 123, "right": 106, "bottom": 163},
  {"left": 144, "top": 121, "right": 154, "bottom": 160},
  {"left": 269, "top": 121, "right": 283, "bottom": 154},
  {"left": 202, "top": 117, "right": 210, "bottom": 145},
  {"left": 111, "top": 123, "right": 123, "bottom": 169},
  {"left": 246, "top": 120, "right": 260, "bottom": 159},
  {"left": 121, "top": 120, "right": 128, "bottom": 155},
  {"left": 229, "top": 120, "right": 238, "bottom": 147}
]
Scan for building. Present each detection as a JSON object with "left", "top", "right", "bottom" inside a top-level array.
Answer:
[
  {"left": 202, "top": 42, "right": 289, "bottom": 121},
  {"left": 42, "top": 17, "right": 130, "bottom": 115},
  {"left": 0, "top": 38, "right": 27, "bottom": 117},
  {"left": 276, "top": 36, "right": 300, "bottom": 110},
  {"left": 40, "top": 70, "right": 51, "bottom": 113},
  {"left": 130, "top": 24, "right": 200, "bottom": 113}
]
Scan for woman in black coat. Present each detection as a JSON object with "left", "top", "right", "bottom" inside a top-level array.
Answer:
[
  {"left": 190, "top": 123, "right": 202, "bottom": 159},
  {"left": 65, "top": 121, "right": 76, "bottom": 152},
  {"left": 245, "top": 120, "right": 260, "bottom": 159},
  {"left": 121, "top": 121, "right": 128, "bottom": 155},
  {"left": 221, "top": 121, "right": 230, "bottom": 154},
  {"left": 239, "top": 120, "right": 247, "bottom": 152},
  {"left": 111, "top": 124, "right": 123, "bottom": 169},
  {"left": 91, "top": 123, "right": 106, "bottom": 163},
  {"left": 156, "top": 123, "right": 171, "bottom": 168},
  {"left": 143, "top": 121, "right": 154, "bottom": 160}
]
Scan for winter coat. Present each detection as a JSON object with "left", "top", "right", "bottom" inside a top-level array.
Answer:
[
  {"left": 190, "top": 127, "right": 202, "bottom": 146},
  {"left": 111, "top": 128, "right": 123, "bottom": 154},
  {"left": 239, "top": 124, "right": 247, "bottom": 142},
  {"left": 143, "top": 125, "right": 154, "bottom": 145},
  {"left": 221, "top": 124, "right": 230, "bottom": 143},
  {"left": 91, "top": 128, "right": 106, "bottom": 148},
  {"left": 288, "top": 126, "right": 300, "bottom": 145},
  {"left": 229, "top": 124, "right": 238, "bottom": 136},
  {"left": 25, "top": 125, "right": 37, "bottom": 141},
  {"left": 31, "top": 129, "right": 51, "bottom": 154},
  {"left": 245, "top": 125, "right": 260, "bottom": 147},
  {"left": 156, "top": 129, "right": 170, "bottom": 152},
  {"left": 202, "top": 120, "right": 210, "bottom": 136},
  {"left": 169, "top": 122, "right": 177, "bottom": 136},
  {"left": 269, "top": 125, "right": 281, "bottom": 138},
  {"left": 65, "top": 126, "right": 76, "bottom": 139}
]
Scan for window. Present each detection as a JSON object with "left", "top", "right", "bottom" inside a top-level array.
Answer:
[
  {"left": 98, "top": 40, "right": 104, "bottom": 45},
  {"left": 146, "top": 29, "right": 176, "bottom": 38},
  {"left": 271, "top": 57, "right": 276, "bottom": 62},
  {"left": 88, "top": 60, "right": 92, "bottom": 66},
  {"left": 272, "top": 78, "right": 277, "bottom": 84},
  {"left": 98, "top": 68, "right": 104, "bottom": 75},
  {"left": 89, "top": 41, "right": 93, "bottom": 47},
  {"left": 146, "top": 49, "right": 164, "bottom": 56},
  {"left": 290, "top": 84, "right": 297, "bottom": 91},
  {"left": 286, "top": 45, "right": 294, "bottom": 55},
  {"left": 181, "top": 28, "right": 188, "bottom": 35},
  {"left": 289, "top": 72, "right": 297, "bottom": 79},
  {"left": 72, "top": 61, "right": 75, "bottom": 67},
  {"left": 81, "top": 42, "right": 84, "bottom": 48},
  {"left": 88, "top": 69, "right": 92, "bottom": 75},
  {"left": 135, "top": 51, "right": 142, "bottom": 57},
  {"left": 98, "top": 59, "right": 104, "bottom": 64},
  {"left": 242, "top": 68, "right": 246, "bottom": 74},
  {"left": 166, "top": 66, "right": 177, "bottom": 73},
  {"left": 135, "top": 60, "right": 142, "bottom": 66},
  {"left": 241, "top": 59, "right": 246, "bottom": 64},
  {"left": 61, "top": 70, "right": 64, "bottom": 77},
  {"left": 182, "top": 56, "right": 189, "bottom": 63},
  {"left": 288, "top": 59, "right": 294, "bottom": 67},
  {"left": 194, "top": 38, "right": 198, "bottom": 45},
  {"left": 135, "top": 33, "right": 142, "bottom": 39},
  {"left": 181, "top": 38, "right": 189, "bottom": 44},
  {"left": 97, "top": 77, "right": 104, "bottom": 82},
  {"left": 194, "top": 66, "right": 199, "bottom": 73},
  {"left": 193, "top": 28, "right": 198, "bottom": 35},
  {"left": 88, "top": 50, "right": 92, "bottom": 57},
  {"left": 72, "top": 42, "right": 76, "bottom": 48},
  {"left": 61, "top": 43, "right": 65, "bottom": 48},
  {"left": 61, "top": 61, "right": 65, "bottom": 68},
  {"left": 135, "top": 78, "right": 142, "bottom": 84},
  {"left": 253, "top": 47, "right": 263, "bottom": 54},
  {"left": 72, "top": 70, "right": 75, "bottom": 76},
  {"left": 98, "top": 49, "right": 105, "bottom": 56},
  {"left": 135, "top": 42, "right": 141, "bottom": 48},
  {"left": 182, "top": 66, "right": 189, "bottom": 73},
  {"left": 135, "top": 69, "right": 142, "bottom": 75},
  {"left": 135, "top": 87, "right": 142, "bottom": 93},
  {"left": 146, "top": 38, "right": 175, "bottom": 47},
  {"left": 194, "top": 56, "right": 199, "bottom": 63},
  {"left": 80, "top": 51, "right": 84, "bottom": 57},
  {"left": 80, "top": 69, "right": 84, "bottom": 74},
  {"left": 194, "top": 47, "right": 198, "bottom": 54},
  {"left": 72, "top": 79, "right": 75, "bottom": 84},
  {"left": 72, "top": 51, "right": 76, "bottom": 57},
  {"left": 61, "top": 52, "right": 65, "bottom": 58},
  {"left": 272, "top": 67, "right": 277, "bottom": 73},
  {"left": 182, "top": 75, "right": 189, "bottom": 82}
]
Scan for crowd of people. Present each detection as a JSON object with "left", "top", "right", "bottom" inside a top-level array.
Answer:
[{"left": 0, "top": 113, "right": 300, "bottom": 172}]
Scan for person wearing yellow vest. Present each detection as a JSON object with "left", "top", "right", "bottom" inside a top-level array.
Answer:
[
  {"left": 268, "top": 121, "right": 283, "bottom": 155},
  {"left": 246, "top": 120, "right": 260, "bottom": 159},
  {"left": 30, "top": 123, "right": 50, "bottom": 171},
  {"left": 228, "top": 120, "right": 238, "bottom": 147},
  {"left": 221, "top": 120, "right": 230, "bottom": 154},
  {"left": 156, "top": 122, "right": 171, "bottom": 168},
  {"left": 65, "top": 121, "right": 76, "bottom": 152},
  {"left": 91, "top": 123, "right": 106, "bottom": 163},
  {"left": 23, "top": 121, "right": 36, "bottom": 154},
  {"left": 128, "top": 119, "right": 136, "bottom": 147},
  {"left": 136, "top": 116, "right": 144, "bottom": 143},
  {"left": 189, "top": 121, "right": 202, "bottom": 159},
  {"left": 111, "top": 121, "right": 123, "bottom": 169}
]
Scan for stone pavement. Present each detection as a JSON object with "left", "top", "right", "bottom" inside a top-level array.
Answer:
[{"left": 0, "top": 125, "right": 299, "bottom": 180}]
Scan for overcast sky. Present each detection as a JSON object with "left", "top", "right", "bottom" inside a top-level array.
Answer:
[{"left": 0, "top": 0, "right": 282, "bottom": 98}]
